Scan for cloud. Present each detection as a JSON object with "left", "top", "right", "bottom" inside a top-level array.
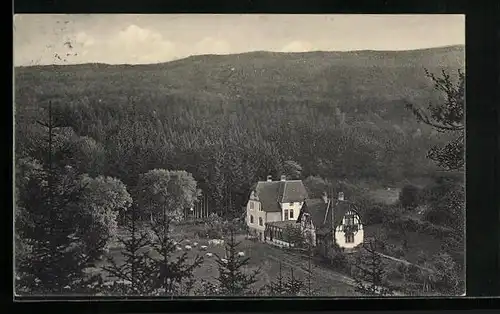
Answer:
[
  {"left": 105, "top": 24, "right": 177, "bottom": 63},
  {"left": 280, "top": 40, "right": 314, "bottom": 52},
  {"left": 75, "top": 31, "right": 95, "bottom": 47},
  {"left": 194, "top": 37, "right": 231, "bottom": 55}
]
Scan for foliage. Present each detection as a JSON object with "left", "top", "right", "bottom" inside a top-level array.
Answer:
[
  {"left": 399, "top": 184, "right": 421, "bottom": 210},
  {"left": 134, "top": 169, "right": 200, "bottom": 222},
  {"left": 422, "top": 176, "right": 464, "bottom": 233},
  {"left": 282, "top": 160, "right": 303, "bottom": 180},
  {"left": 324, "top": 243, "right": 349, "bottom": 271},
  {"left": 103, "top": 213, "right": 203, "bottom": 296},
  {"left": 363, "top": 203, "right": 385, "bottom": 225},
  {"left": 15, "top": 157, "right": 100, "bottom": 294},
  {"left": 101, "top": 203, "right": 154, "bottom": 295},
  {"left": 207, "top": 228, "right": 260, "bottom": 296},
  {"left": 266, "top": 262, "right": 305, "bottom": 296},
  {"left": 284, "top": 224, "right": 305, "bottom": 248},
  {"left": 16, "top": 49, "right": 464, "bottom": 220},
  {"left": 424, "top": 252, "right": 464, "bottom": 295},
  {"left": 75, "top": 175, "right": 132, "bottom": 261},
  {"left": 195, "top": 213, "right": 228, "bottom": 239},
  {"left": 406, "top": 68, "right": 465, "bottom": 171},
  {"left": 352, "top": 240, "right": 393, "bottom": 296}
]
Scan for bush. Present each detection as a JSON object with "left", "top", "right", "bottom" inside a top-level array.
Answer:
[
  {"left": 195, "top": 213, "right": 226, "bottom": 239},
  {"left": 399, "top": 184, "right": 421, "bottom": 210},
  {"left": 364, "top": 204, "right": 385, "bottom": 225},
  {"left": 386, "top": 267, "right": 404, "bottom": 282}
]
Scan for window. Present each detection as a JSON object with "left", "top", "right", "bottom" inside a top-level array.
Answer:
[
  {"left": 345, "top": 233, "right": 354, "bottom": 243},
  {"left": 284, "top": 209, "right": 289, "bottom": 220},
  {"left": 289, "top": 202, "right": 294, "bottom": 206},
  {"left": 345, "top": 215, "right": 354, "bottom": 225},
  {"left": 258, "top": 203, "right": 262, "bottom": 211},
  {"left": 290, "top": 209, "right": 294, "bottom": 219},
  {"left": 249, "top": 201, "right": 254, "bottom": 210},
  {"left": 250, "top": 215, "right": 254, "bottom": 224},
  {"left": 259, "top": 217, "right": 263, "bottom": 226}
]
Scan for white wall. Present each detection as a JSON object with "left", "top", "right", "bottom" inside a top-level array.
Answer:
[
  {"left": 247, "top": 200, "right": 282, "bottom": 241},
  {"left": 335, "top": 225, "right": 364, "bottom": 249},
  {"left": 247, "top": 200, "right": 266, "bottom": 233},
  {"left": 280, "top": 201, "right": 303, "bottom": 221}
]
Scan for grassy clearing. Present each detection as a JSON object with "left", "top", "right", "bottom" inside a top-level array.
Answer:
[
  {"left": 87, "top": 223, "right": 358, "bottom": 296},
  {"left": 368, "top": 188, "right": 401, "bottom": 205}
]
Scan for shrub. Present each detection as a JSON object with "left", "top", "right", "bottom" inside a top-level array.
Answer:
[
  {"left": 364, "top": 204, "right": 385, "bottom": 225},
  {"left": 399, "top": 184, "right": 421, "bottom": 210},
  {"left": 196, "top": 213, "right": 226, "bottom": 239}
]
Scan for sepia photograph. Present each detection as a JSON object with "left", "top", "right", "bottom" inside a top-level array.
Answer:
[{"left": 14, "top": 14, "right": 465, "bottom": 297}]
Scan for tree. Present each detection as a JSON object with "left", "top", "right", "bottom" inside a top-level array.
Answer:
[
  {"left": 212, "top": 227, "right": 260, "bottom": 296},
  {"left": 15, "top": 98, "right": 106, "bottom": 294},
  {"left": 134, "top": 169, "right": 200, "bottom": 223},
  {"left": 101, "top": 203, "right": 154, "bottom": 295},
  {"left": 74, "top": 175, "right": 132, "bottom": 261},
  {"left": 303, "top": 176, "right": 333, "bottom": 199},
  {"left": 266, "top": 262, "right": 305, "bottom": 296},
  {"left": 424, "top": 252, "right": 463, "bottom": 295},
  {"left": 15, "top": 157, "right": 99, "bottom": 294},
  {"left": 399, "top": 184, "right": 421, "bottom": 210},
  {"left": 406, "top": 69, "right": 465, "bottom": 171},
  {"left": 282, "top": 160, "right": 303, "bottom": 180},
  {"left": 352, "top": 240, "right": 393, "bottom": 296}
]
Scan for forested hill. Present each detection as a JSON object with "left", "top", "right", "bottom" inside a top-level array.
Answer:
[{"left": 14, "top": 45, "right": 465, "bottom": 213}]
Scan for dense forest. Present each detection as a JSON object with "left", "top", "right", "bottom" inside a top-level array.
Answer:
[{"left": 14, "top": 45, "right": 465, "bottom": 216}]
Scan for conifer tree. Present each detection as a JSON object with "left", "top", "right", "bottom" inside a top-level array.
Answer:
[
  {"left": 353, "top": 240, "right": 393, "bottom": 296},
  {"left": 101, "top": 203, "right": 154, "bottom": 295},
  {"left": 267, "top": 262, "right": 305, "bottom": 296},
  {"left": 213, "top": 227, "right": 260, "bottom": 296},
  {"left": 15, "top": 101, "right": 101, "bottom": 294},
  {"left": 146, "top": 212, "right": 204, "bottom": 296},
  {"left": 406, "top": 69, "right": 465, "bottom": 171}
]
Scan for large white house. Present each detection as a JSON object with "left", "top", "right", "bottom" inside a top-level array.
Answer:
[{"left": 246, "top": 175, "right": 308, "bottom": 241}]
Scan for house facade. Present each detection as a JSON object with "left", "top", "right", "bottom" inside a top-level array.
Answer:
[
  {"left": 246, "top": 175, "right": 308, "bottom": 242},
  {"left": 296, "top": 192, "right": 364, "bottom": 253}
]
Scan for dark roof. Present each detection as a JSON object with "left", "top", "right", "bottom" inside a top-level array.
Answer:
[
  {"left": 297, "top": 198, "right": 361, "bottom": 234},
  {"left": 252, "top": 180, "right": 308, "bottom": 212}
]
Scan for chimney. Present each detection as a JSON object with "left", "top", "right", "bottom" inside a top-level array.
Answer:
[
  {"left": 321, "top": 191, "right": 328, "bottom": 204},
  {"left": 280, "top": 175, "right": 286, "bottom": 181},
  {"left": 338, "top": 192, "right": 344, "bottom": 201},
  {"left": 267, "top": 175, "right": 272, "bottom": 182}
]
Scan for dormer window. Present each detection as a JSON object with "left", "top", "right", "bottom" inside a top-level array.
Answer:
[
  {"left": 289, "top": 202, "right": 294, "bottom": 206},
  {"left": 250, "top": 202, "right": 254, "bottom": 210}
]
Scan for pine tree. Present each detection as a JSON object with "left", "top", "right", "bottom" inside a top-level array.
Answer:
[
  {"left": 267, "top": 262, "right": 305, "bottom": 296},
  {"left": 146, "top": 212, "right": 204, "bottom": 296},
  {"left": 353, "top": 240, "right": 393, "bottom": 296},
  {"left": 101, "top": 203, "right": 153, "bottom": 295},
  {"left": 406, "top": 69, "right": 464, "bottom": 171},
  {"left": 213, "top": 228, "right": 260, "bottom": 296},
  {"left": 15, "top": 101, "right": 101, "bottom": 294},
  {"left": 267, "top": 262, "right": 286, "bottom": 295}
]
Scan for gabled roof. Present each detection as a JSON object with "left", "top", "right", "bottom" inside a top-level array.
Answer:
[
  {"left": 297, "top": 198, "right": 362, "bottom": 234},
  {"left": 251, "top": 180, "right": 308, "bottom": 212}
]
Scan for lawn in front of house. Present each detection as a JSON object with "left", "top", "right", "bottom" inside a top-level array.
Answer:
[{"left": 87, "top": 223, "right": 358, "bottom": 296}]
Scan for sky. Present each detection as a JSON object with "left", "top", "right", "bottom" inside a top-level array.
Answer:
[{"left": 13, "top": 14, "right": 465, "bottom": 66}]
